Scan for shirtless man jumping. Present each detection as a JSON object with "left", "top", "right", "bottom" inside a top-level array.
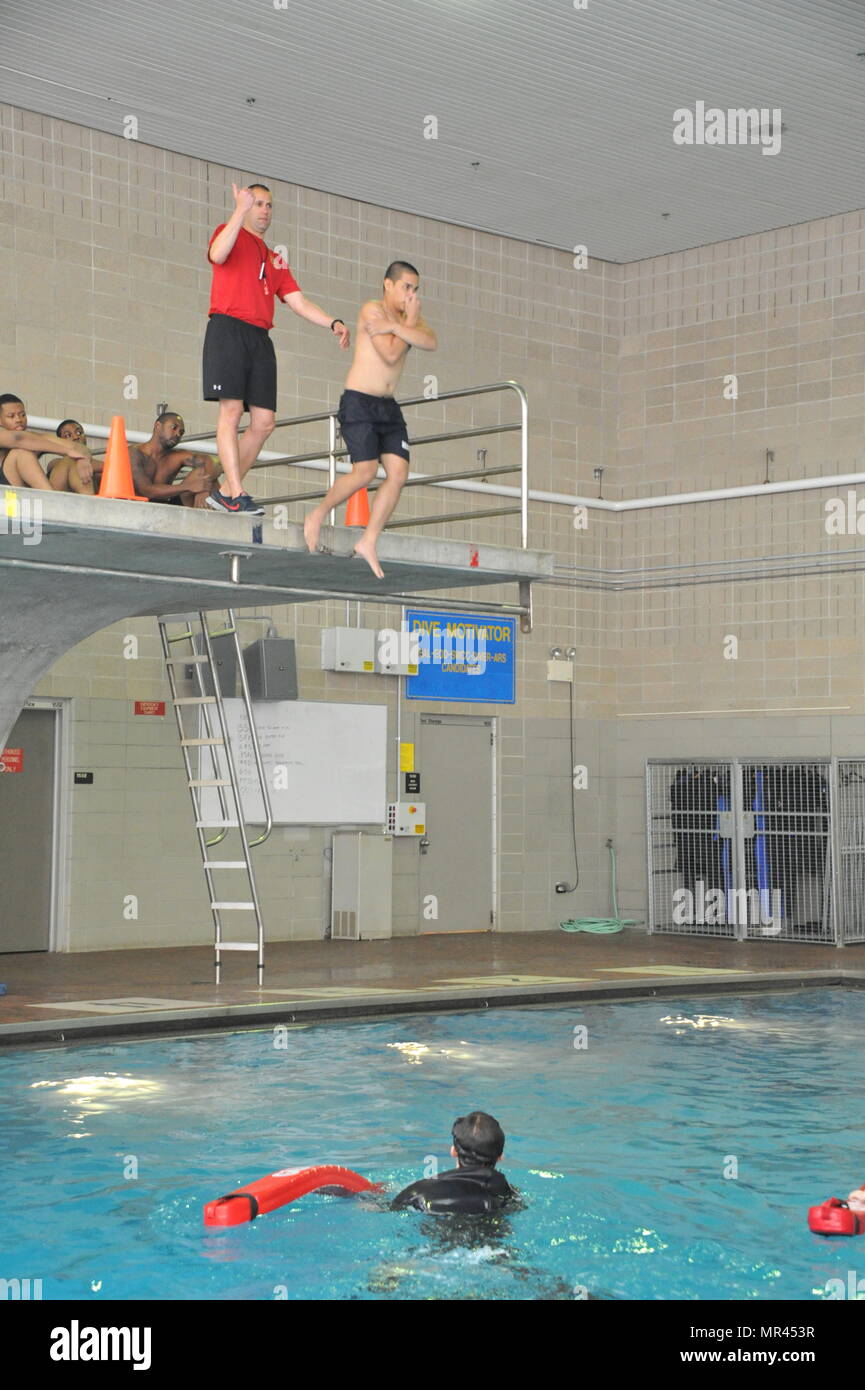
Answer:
[{"left": 303, "top": 261, "right": 437, "bottom": 578}]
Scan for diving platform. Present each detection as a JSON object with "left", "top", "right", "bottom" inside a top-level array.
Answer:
[{"left": 0, "top": 489, "right": 553, "bottom": 746}]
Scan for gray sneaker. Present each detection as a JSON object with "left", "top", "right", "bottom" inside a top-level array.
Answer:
[{"left": 205, "top": 491, "right": 242, "bottom": 514}]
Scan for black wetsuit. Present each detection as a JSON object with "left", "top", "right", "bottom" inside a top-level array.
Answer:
[{"left": 390, "top": 1164, "right": 515, "bottom": 1215}]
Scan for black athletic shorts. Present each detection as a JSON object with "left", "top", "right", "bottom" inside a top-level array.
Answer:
[
  {"left": 338, "top": 389, "right": 410, "bottom": 464},
  {"left": 202, "top": 313, "right": 277, "bottom": 413},
  {"left": 0, "top": 461, "right": 10, "bottom": 486}
]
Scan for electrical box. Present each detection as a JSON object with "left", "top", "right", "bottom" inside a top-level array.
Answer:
[
  {"left": 375, "top": 628, "right": 421, "bottom": 676},
  {"left": 321, "top": 627, "right": 376, "bottom": 674},
  {"left": 331, "top": 831, "right": 392, "bottom": 939},
  {"left": 387, "top": 801, "right": 426, "bottom": 836},
  {"left": 546, "top": 659, "right": 574, "bottom": 683},
  {"left": 243, "top": 638, "right": 298, "bottom": 700},
  {"left": 191, "top": 633, "right": 237, "bottom": 697}
]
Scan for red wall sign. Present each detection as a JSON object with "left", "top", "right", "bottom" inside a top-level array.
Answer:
[
  {"left": 0, "top": 748, "right": 23, "bottom": 772},
  {"left": 134, "top": 701, "right": 166, "bottom": 716}
]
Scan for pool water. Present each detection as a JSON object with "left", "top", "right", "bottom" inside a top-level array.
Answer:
[{"left": 2, "top": 988, "right": 863, "bottom": 1301}]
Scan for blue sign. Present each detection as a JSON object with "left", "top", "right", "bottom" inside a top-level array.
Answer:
[{"left": 404, "top": 610, "right": 516, "bottom": 704}]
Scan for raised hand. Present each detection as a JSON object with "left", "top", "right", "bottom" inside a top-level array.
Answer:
[
  {"left": 403, "top": 287, "right": 421, "bottom": 325},
  {"left": 232, "top": 182, "right": 255, "bottom": 217}
]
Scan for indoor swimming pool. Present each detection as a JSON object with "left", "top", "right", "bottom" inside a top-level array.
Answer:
[{"left": 2, "top": 987, "right": 862, "bottom": 1301}]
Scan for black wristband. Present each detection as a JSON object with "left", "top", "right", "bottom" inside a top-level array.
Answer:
[{"left": 330, "top": 318, "right": 345, "bottom": 331}]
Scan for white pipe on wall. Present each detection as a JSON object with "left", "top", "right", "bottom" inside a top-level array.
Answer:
[{"left": 28, "top": 416, "right": 865, "bottom": 516}]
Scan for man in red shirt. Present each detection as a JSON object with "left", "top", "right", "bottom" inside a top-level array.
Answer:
[{"left": 203, "top": 183, "right": 350, "bottom": 514}]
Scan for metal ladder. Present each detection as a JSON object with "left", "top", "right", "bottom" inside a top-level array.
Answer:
[{"left": 157, "top": 610, "right": 273, "bottom": 983}]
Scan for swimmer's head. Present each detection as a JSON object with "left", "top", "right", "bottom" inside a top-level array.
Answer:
[
  {"left": 383, "top": 260, "right": 420, "bottom": 311},
  {"left": 451, "top": 1111, "right": 505, "bottom": 1168}
]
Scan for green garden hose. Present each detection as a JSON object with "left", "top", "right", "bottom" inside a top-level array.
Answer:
[{"left": 559, "top": 842, "right": 642, "bottom": 934}]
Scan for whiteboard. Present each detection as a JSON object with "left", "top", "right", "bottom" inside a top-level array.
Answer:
[{"left": 198, "top": 700, "right": 388, "bottom": 826}]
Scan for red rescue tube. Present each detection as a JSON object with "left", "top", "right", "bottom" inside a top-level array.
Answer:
[
  {"left": 204, "top": 1165, "right": 382, "bottom": 1227},
  {"left": 808, "top": 1194, "right": 865, "bottom": 1237}
]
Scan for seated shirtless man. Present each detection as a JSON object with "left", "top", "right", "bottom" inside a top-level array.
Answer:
[
  {"left": 0, "top": 397, "right": 93, "bottom": 489},
  {"left": 304, "top": 260, "right": 437, "bottom": 578},
  {"left": 129, "top": 411, "right": 220, "bottom": 506},
  {"left": 45, "top": 419, "right": 98, "bottom": 494}
]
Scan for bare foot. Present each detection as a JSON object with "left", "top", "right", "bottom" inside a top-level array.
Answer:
[
  {"left": 353, "top": 535, "right": 384, "bottom": 579},
  {"left": 304, "top": 509, "right": 323, "bottom": 553}
]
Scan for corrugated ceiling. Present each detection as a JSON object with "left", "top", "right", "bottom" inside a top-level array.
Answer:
[{"left": 2, "top": 0, "right": 864, "bottom": 260}]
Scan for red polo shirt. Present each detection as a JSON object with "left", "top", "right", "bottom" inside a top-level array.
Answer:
[{"left": 207, "top": 225, "right": 301, "bottom": 331}]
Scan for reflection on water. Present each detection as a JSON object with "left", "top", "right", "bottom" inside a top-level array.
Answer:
[
  {"left": 660, "top": 1014, "right": 737, "bottom": 1034},
  {"left": 30, "top": 1074, "right": 163, "bottom": 1115},
  {"left": 386, "top": 1042, "right": 474, "bottom": 1065}
]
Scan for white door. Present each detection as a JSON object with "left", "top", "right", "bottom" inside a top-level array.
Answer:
[{"left": 417, "top": 715, "right": 494, "bottom": 933}]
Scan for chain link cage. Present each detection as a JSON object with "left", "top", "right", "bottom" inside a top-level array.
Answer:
[{"left": 647, "top": 759, "right": 837, "bottom": 944}]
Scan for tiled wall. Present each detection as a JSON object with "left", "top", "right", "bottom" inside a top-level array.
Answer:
[
  {"left": 4, "top": 102, "right": 865, "bottom": 951},
  {"left": 613, "top": 217, "right": 865, "bottom": 716}
]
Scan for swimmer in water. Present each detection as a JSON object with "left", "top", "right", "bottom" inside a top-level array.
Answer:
[
  {"left": 369, "top": 1112, "right": 606, "bottom": 1299},
  {"left": 391, "top": 1111, "right": 516, "bottom": 1215}
]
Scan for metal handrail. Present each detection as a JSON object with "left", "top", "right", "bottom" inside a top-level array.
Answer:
[
  {"left": 267, "top": 463, "right": 521, "bottom": 506},
  {"left": 248, "top": 423, "right": 521, "bottom": 472},
  {"left": 224, "top": 609, "right": 273, "bottom": 849},
  {"left": 178, "top": 381, "right": 530, "bottom": 548}
]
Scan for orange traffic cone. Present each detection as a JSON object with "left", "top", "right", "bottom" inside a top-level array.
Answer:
[
  {"left": 98, "top": 415, "right": 148, "bottom": 501},
  {"left": 345, "top": 487, "right": 370, "bottom": 527}
]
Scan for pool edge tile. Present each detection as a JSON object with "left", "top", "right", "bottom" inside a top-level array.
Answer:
[{"left": 1, "top": 969, "right": 863, "bottom": 1048}]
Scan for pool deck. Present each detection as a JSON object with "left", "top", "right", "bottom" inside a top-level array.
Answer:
[{"left": 1, "top": 930, "right": 864, "bottom": 1046}]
